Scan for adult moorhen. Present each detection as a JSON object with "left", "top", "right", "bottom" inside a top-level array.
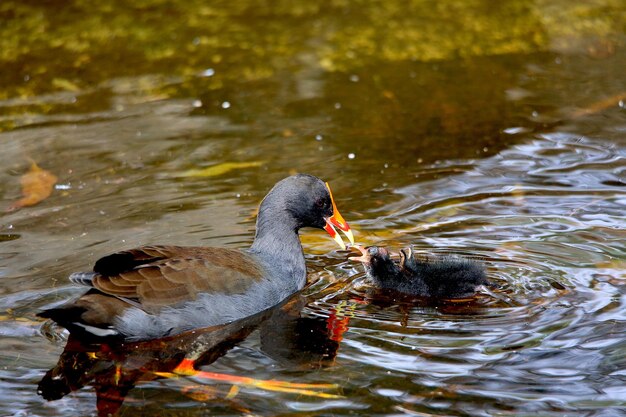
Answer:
[
  {"left": 38, "top": 174, "right": 354, "bottom": 340},
  {"left": 350, "top": 245, "right": 487, "bottom": 299}
]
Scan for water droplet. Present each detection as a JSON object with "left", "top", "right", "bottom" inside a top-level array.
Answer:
[
  {"left": 23, "top": 75, "right": 30, "bottom": 82},
  {"left": 384, "top": 163, "right": 389, "bottom": 168},
  {"left": 136, "top": 131, "right": 142, "bottom": 137},
  {"left": 55, "top": 184, "right": 71, "bottom": 190},
  {"left": 348, "top": 153, "right": 356, "bottom": 159},
  {"left": 334, "top": 102, "right": 342, "bottom": 109},
  {"left": 531, "top": 111, "right": 539, "bottom": 118},
  {"left": 483, "top": 147, "right": 489, "bottom": 152},
  {"left": 192, "top": 99, "right": 202, "bottom": 108},
  {"left": 315, "top": 134, "right": 323, "bottom": 141},
  {"left": 503, "top": 127, "right": 529, "bottom": 135},
  {"left": 619, "top": 100, "right": 625, "bottom": 108},
  {"left": 201, "top": 68, "right": 215, "bottom": 77},
  {"left": 236, "top": 193, "right": 241, "bottom": 198},
  {"left": 349, "top": 74, "right": 359, "bottom": 82},
  {"left": 221, "top": 101, "right": 231, "bottom": 109}
]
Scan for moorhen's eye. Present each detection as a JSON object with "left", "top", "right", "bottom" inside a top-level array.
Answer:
[{"left": 315, "top": 199, "right": 325, "bottom": 208}]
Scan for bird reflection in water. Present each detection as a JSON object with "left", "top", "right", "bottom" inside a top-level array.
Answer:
[{"left": 38, "top": 295, "right": 341, "bottom": 416}]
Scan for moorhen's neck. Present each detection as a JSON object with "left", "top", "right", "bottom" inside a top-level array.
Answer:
[{"left": 249, "top": 205, "right": 306, "bottom": 286}]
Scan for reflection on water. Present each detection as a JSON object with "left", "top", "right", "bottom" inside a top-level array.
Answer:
[
  {"left": 1, "top": 0, "right": 625, "bottom": 415},
  {"left": 37, "top": 295, "right": 340, "bottom": 416}
]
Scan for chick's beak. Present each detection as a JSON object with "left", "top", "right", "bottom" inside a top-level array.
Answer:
[
  {"left": 323, "top": 182, "right": 355, "bottom": 250},
  {"left": 348, "top": 245, "right": 370, "bottom": 263}
]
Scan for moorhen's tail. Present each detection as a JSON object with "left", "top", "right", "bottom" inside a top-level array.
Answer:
[
  {"left": 68, "top": 271, "right": 97, "bottom": 286},
  {"left": 37, "top": 305, "right": 87, "bottom": 329},
  {"left": 38, "top": 292, "right": 123, "bottom": 339},
  {"left": 37, "top": 270, "right": 96, "bottom": 327}
]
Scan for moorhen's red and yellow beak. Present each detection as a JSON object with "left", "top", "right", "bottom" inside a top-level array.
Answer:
[{"left": 323, "top": 182, "right": 355, "bottom": 250}]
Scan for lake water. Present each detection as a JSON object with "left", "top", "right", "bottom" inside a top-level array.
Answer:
[{"left": 1, "top": 1, "right": 625, "bottom": 416}]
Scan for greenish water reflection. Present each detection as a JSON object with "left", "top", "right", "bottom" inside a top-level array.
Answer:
[{"left": 1, "top": 0, "right": 624, "bottom": 100}]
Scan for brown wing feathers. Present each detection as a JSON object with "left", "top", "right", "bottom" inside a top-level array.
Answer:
[
  {"left": 89, "top": 246, "right": 265, "bottom": 311},
  {"left": 93, "top": 246, "right": 168, "bottom": 275}
]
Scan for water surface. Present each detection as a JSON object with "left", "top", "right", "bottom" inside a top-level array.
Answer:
[{"left": 1, "top": 1, "right": 625, "bottom": 415}]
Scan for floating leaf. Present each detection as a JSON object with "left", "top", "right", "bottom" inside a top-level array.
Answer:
[
  {"left": 595, "top": 259, "right": 626, "bottom": 270},
  {"left": 176, "top": 161, "right": 264, "bottom": 178},
  {"left": 7, "top": 162, "right": 58, "bottom": 212},
  {"left": 225, "top": 385, "right": 240, "bottom": 400},
  {"left": 570, "top": 92, "right": 626, "bottom": 118},
  {"left": 51, "top": 78, "right": 81, "bottom": 92}
]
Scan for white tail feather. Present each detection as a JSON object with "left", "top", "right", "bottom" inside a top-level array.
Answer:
[{"left": 69, "top": 271, "right": 96, "bottom": 286}]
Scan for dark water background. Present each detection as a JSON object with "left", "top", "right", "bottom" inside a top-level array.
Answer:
[{"left": 1, "top": 1, "right": 625, "bottom": 415}]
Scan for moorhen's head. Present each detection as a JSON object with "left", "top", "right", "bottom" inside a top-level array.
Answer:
[
  {"left": 349, "top": 245, "right": 400, "bottom": 280},
  {"left": 258, "top": 174, "right": 354, "bottom": 248}
]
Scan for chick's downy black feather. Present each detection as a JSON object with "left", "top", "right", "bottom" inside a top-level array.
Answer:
[{"left": 352, "top": 245, "right": 487, "bottom": 299}]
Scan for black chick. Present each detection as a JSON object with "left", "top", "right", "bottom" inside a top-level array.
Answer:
[{"left": 350, "top": 245, "right": 487, "bottom": 299}]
